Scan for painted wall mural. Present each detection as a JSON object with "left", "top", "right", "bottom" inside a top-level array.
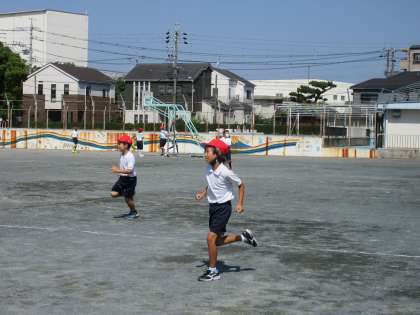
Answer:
[{"left": 0, "top": 128, "right": 374, "bottom": 158}]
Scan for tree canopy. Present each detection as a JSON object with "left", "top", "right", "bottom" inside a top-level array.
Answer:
[
  {"left": 0, "top": 41, "right": 28, "bottom": 106},
  {"left": 289, "top": 80, "right": 337, "bottom": 104}
]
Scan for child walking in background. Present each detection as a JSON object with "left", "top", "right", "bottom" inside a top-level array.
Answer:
[
  {"left": 195, "top": 139, "right": 257, "bottom": 282},
  {"left": 111, "top": 135, "right": 139, "bottom": 220},
  {"left": 71, "top": 128, "right": 79, "bottom": 153},
  {"left": 136, "top": 128, "right": 144, "bottom": 157},
  {"left": 159, "top": 126, "right": 169, "bottom": 157},
  {"left": 221, "top": 129, "right": 232, "bottom": 169}
]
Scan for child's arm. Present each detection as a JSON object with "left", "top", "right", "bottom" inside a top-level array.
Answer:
[
  {"left": 112, "top": 167, "right": 133, "bottom": 175},
  {"left": 195, "top": 186, "right": 208, "bottom": 201},
  {"left": 235, "top": 183, "right": 245, "bottom": 213}
]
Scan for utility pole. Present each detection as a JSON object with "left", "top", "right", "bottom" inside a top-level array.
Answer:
[
  {"left": 166, "top": 24, "right": 188, "bottom": 154},
  {"left": 29, "top": 18, "right": 33, "bottom": 73},
  {"left": 384, "top": 48, "right": 396, "bottom": 78}
]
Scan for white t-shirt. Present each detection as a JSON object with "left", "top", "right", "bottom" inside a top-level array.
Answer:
[
  {"left": 71, "top": 130, "right": 79, "bottom": 138},
  {"left": 221, "top": 136, "right": 232, "bottom": 146},
  {"left": 119, "top": 151, "right": 136, "bottom": 177},
  {"left": 160, "top": 130, "right": 169, "bottom": 140},
  {"left": 136, "top": 132, "right": 143, "bottom": 141},
  {"left": 206, "top": 163, "right": 242, "bottom": 204}
]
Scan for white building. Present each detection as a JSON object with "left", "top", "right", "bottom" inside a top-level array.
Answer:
[
  {"left": 251, "top": 79, "right": 353, "bottom": 118},
  {"left": 23, "top": 63, "right": 115, "bottom": 109},
  {"left": 252, "top": 79, "right": 353, "bottom": 104},
  {"left": 378, "top": 103, "right": 420, "bottom": 149},
  {"left": 0, "top": 9, "right": 88, "bottom": 67}
]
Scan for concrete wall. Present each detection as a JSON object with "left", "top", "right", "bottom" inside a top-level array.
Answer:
[
  {"left": 386, "top": 109, "right": 420, "bottom": 136},
  {"left": 0, "top": 128, "right": 376, "bottom": 159}
]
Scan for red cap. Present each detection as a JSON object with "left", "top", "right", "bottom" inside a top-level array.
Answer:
[
  {"left": 117, "top": 134, "right": 132, "bottom": 145},
  {"left": 205, "top": 139, "right": 229, "bottom": 155},
  {"left": 138, "top": 128, "right": 144, "bottom": 132}
]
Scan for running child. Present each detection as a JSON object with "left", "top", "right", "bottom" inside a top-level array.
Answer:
[
  {"left": 71, "top": 128, "right": 79, "bottom": 153},
  {"left": 221, "top": 129, "right": 232, "bottom": 169},
  {"left": 136, "top": 128, "right": 144, "bottom": 157},
  {"left": 195, "top": 139, "right": 257, "bottom": 282},
  {"left": 159, "top": 126, "right": 169, "bottom": 156},
  {"left": 111, "top": 135, "right": 139, "bottom": 220}
]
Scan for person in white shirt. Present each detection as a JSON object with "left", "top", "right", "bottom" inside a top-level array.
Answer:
[
  {"left": 136, "top": 127, "right": 144, "bottom": 157},
  {"left": 71, "top": 128, "right": 79, "bottom": 153},
  {"left": 111, "top": 134, "right": 139, "bottom": 220},
  {"left": 159, "top": 126, "right": 169, "bottom": 156},
  {"left": 195, "top": 138, "right": 257, "bottom": 282},
  {"left": 221, "top": 129, "right": 232, "bottom": 169}
]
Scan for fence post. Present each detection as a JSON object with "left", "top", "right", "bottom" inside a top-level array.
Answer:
[
  {"left": 28, "top": 106, "right": 31, "bottom": 128},
  {"left": 103, "top": 107, "right": 106, "bottom": 130},
  {"left": 46, "top": 109, "right": 49, "bottom": 129}
]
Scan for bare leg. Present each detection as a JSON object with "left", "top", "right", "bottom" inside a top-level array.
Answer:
[
  {"left": 216, "top": 233, "right": 241, "bottom": 246},
  {"left": 207, "top": 232, "right": 218, "bottom": 268},
  {"left": 124, "top": 197, "right": 136, "bottom": 212},
  {"left": 111, "top": 191, "right": 119, "bottom": 198}
]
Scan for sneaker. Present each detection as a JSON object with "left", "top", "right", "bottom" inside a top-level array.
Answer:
[
  {"left": 113, "top": 212, "right": 131, "bottom": 219},
  {"left": 126, "top": 211, "right": 139, "bottom": 220},
  {"left": 242, "top": 229, "right": 258, "bottom": 247},
  {"left": 198, "top": 269, "right": 221, "bottom": 282}
]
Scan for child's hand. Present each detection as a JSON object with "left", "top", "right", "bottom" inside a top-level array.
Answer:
[
  {"left": 195, "top": 191, "right": 205, "bottom": 201},
  {"left": 111, "top": 166, "right": 119, "bottom": 173},
  {"left": 235, "top": 204, "right": 244, "bottom": 214}
]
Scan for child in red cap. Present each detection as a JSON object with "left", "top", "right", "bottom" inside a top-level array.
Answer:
[
  {"left": 111, "top": 134, "right": 139, "bottom": 219},
  {"left": 195, "top": 139, "right": 257, "bottom": 282}
]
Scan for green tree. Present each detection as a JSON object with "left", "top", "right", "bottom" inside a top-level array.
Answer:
[
  {"left": 289, "top": 80, "right": 336, "bottom": 104},
  {"left": 0, "top": 41, "right": 28, "bottom": 106},
  {"left": 115, "top": 77, "right": 126, "bottom": 97}
]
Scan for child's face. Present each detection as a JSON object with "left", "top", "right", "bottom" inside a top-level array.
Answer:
[
  {"left": 205, "top": 147, "right": 217, "bottom": 163},
  {"left": 117, "top": 142, "right": 128, "bottom": 152}
]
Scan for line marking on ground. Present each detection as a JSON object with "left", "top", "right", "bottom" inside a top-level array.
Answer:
[{"left": 1, "top": 224, "right": 420, "bottom": 260}]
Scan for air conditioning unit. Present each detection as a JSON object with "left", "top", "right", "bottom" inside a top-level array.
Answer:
[{"left": 391, "top": 109, "right": 401, "bottom": 118}]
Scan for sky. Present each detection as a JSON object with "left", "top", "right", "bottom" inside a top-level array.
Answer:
[{"left": 1, "top": 0, "right": 420, "bottom": 84}]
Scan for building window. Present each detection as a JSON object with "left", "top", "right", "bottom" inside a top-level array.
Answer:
[
  {"left": 333, "top": 95, "right": 338, "bottom": 100},
  {"left": 51, "top": 84, "right": 56, "bottom": 101},
  {"left": 246, "top": 90, "right": 252, "bottom": 100},
  {"left": 414, "top": 53, "right": 420, "bottom": 64},
  {"left": 64, "top": 84, "right": 69, "bottom": 95},
  {"left": 102, "top": 89, "right": 107, "bottom": 98},
  {"left": 360, "top": 93, "right": 378, "bottom": 104},
  {"left": 134, "top": 114, "right": 138, "bottom": 124},
  {"left": 144, "top": 114, "right": 148, "bottom": 124},
  {"left": 86, "top": 86, "right": 91, "bottom": 96},
  {"left": 341, "top": 95, "right": 345, "bottom": 101},
  {"left": 37, "top": 84, "right": 43, "bottom": 95},
  {"left": 158, "top": 85, "right": 166, "bottom": 95}
]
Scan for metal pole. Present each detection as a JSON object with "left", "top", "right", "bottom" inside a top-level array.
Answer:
[
  {"left": 273, "top": 105, "right": 276, "bottom": 135},
  {"left": 33, "top": 94, "right": 38, "bottom": 128},
  {"left": 297, "top": 112, "right": 300, "bottom": 136},
  {"left": 84, "top": 89, "right": 87, "bottom": 130},
  {"left": 46, "top": 109, "right": 49, "bottom": 129},
  {"left": 103, "top": 106, "right": 106, "bottom": 130},
  {"left": 28, "top": 106, "right": 31, "bottom": 128},
  {"left": 91, "top": 96, "right": 95, "bottom": 129}
]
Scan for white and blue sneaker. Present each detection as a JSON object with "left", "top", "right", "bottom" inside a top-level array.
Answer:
[
  {"left": 126, "top": 211, "right": 139, "bottom": 220},
  {"left": 242, "top": 229, "right": 258, "bottom": 247},
  {"left": 198, "top": 269, "right": 221, "bottom": 282}
]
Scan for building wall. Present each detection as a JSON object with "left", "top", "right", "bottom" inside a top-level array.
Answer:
[
  {"left": 386, "top": 109, "right": 420, "bottom": 136},
  {"left": 0, "top": 10, "right": 88, "bottom": 67},
  {"left": 211, "top": 71, "right": 230, "bottom": 104},
  {"left": 23, "top": 65, "right": 79, "bottom": 109},
  {"left": 23, "top": 65, "right": 115, "bottom": 109},
  {"left": 252, "top": 79, "right": 353, "bottom": 105}
]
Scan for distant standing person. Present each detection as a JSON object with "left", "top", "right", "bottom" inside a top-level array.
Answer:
[
  {"left": 71, "top": 128, "right": 79, "bottom": 153},
  {"left": 221, "top": 129, "right": 232, "bottom": 169},
  {"left": 136, "top": 128, "right": 144, "bottom": 157},
  {"left": 159, "top": 126, "right": 169, "bottom": 156}
]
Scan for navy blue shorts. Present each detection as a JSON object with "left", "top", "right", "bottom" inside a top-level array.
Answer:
[
  {"left": 112, "top": 176, "right": 137, "bottom": 198},
  {"left": 136, "top": 140, "right": 143, "bottom": 150},
  {"left": 209, "top": 201, "right": 232, "bottom": 235}
]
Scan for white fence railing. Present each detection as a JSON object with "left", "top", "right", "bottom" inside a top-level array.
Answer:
[{"left": 383, "top": 134, "right": 420, "bottom": 149}]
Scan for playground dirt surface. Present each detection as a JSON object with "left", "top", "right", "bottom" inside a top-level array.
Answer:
[{"left": 1, "top": 150, "right": 420, "bottom": 314}]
